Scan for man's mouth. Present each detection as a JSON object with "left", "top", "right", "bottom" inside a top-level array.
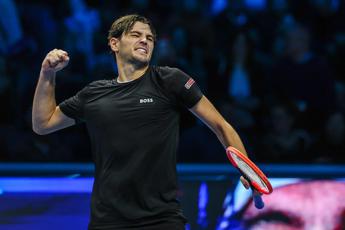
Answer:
[{"left": 135, "top": 47, "right": 148, "bottom": 54}]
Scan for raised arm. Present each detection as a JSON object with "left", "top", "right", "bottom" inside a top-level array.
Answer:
[{"left": 32, "top": 49, "right": 75, "bottom": 135}]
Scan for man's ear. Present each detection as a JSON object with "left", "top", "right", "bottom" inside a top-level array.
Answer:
[{"left": 109, "top": 37, "right": 120, "bottom": 53}]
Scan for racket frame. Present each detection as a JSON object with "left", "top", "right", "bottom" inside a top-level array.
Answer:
[{"left": 226, "top": 146, "right": 273, "bottom": 194}]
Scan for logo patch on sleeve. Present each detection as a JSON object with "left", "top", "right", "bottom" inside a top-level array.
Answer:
[{"left": 184, "top": 78, "right": 195, "bottom": 89}]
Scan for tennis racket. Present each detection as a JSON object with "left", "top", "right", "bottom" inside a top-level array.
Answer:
[{"left": 226, "top": 146, "right": 273, "bottom": 209}]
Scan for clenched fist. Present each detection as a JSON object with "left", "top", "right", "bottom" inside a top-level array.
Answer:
[{"left": 42, "top": 49, "right": 69, "bottom": 73}]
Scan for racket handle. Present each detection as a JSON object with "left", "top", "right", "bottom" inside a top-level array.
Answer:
[{"left": 253, "top": 193, "right": 264, "bottom": 209}]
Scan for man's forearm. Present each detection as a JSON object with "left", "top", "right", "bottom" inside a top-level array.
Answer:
[
  {"left": 189, "top": 96, "right": 249, "bottom": 156},
  {"left": 216, "top": 121, "right": 248, "bottom": 156},
  {"left": 32, "top": 69, "right": 57, "bottom": 133}
]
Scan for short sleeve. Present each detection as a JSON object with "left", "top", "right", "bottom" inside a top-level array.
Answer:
[
  {"left": 58, "top": 86, "right": 88, "bottom": 123},
  {"left": 157, "top": 66, "right": 203, "bottom": 108}
]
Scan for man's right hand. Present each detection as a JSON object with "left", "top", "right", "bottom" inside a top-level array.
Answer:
[
  {"left": 33, "top": 48, "right": 75, "bottom": 135},
  {"left": 41, "top": 49, "right": 69, "bottom": 73}
]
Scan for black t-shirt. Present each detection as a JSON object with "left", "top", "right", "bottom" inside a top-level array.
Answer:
[{"left": 59, "top": 66, "right": 203, "bottom": 229}]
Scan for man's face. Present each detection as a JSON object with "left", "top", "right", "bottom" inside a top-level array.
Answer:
[
  {"left": 242, "top": 181, "right": 345, "bottom": 230},
  {"left": 111, "top": 21, "right": 155, "bottom": 66}
]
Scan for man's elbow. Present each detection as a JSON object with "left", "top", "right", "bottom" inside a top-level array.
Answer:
[
  {"left": 32, "top": 124, "right": 50, "bottom": 135},
  {"left": 214, "top": 119, "right": 230, "bottom": 135}
]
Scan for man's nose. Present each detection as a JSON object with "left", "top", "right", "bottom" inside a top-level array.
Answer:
[
  {"left": 140, "top": 40, "right": 147, "bottom": 45},
  {"left": 139, "top": 36, "right": 148, "bottom": 44}
]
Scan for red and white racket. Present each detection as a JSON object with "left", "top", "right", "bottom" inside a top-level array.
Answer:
[{"left": 226, "top": 146, "right": 273, "bottom": 209}]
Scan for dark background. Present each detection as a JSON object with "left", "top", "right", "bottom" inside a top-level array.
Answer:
[{"left": 0, "top": 0, "right": 345, "bottom": 164}]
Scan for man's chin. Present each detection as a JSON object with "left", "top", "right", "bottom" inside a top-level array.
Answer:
[{"left": 130, "top": 56, "right": 150, "bottom": 67}]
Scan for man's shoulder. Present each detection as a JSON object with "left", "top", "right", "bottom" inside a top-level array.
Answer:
[
  {"left": 87, "top": 79, "right": 113, "bottom": 87},
  {"left": 75, "top": 79, "right": 113, "bottom": 97},
  {"left": 152, "top": 65, "right": 180, "bottom": 74},
  {"left": 152, "top": 65, "right": 184, "bottom": 79},
  {"left": 83, "top": 79, "right": 113, "bottom": 91}
]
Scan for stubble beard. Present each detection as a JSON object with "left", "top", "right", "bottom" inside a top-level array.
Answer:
[
  {"left": 129, "top": 53, "right": 150, "bottom": 69},
  {"left": 117, "top": 48, "right": 151, "bottom": 69}
]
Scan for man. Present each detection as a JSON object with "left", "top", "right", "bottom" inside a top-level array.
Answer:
[{"left": 32, "top": 14, "right": 252, "bottom": 230}]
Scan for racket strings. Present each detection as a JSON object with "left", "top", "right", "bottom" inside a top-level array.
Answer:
[{"left": 231, "top": 153, "right": 269, "bottom": 192}]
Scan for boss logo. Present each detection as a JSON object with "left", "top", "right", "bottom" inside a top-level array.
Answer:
[{"left": 139, "top": 98, "right": 153, "bottom": 103}]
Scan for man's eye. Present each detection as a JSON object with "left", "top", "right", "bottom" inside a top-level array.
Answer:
[{"left": 131, "top": 34, "right": 139, "bottom": 37}]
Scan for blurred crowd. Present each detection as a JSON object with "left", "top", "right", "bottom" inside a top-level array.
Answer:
[{"left": 0, "top": 0, "right": 344, "bottom": 163}]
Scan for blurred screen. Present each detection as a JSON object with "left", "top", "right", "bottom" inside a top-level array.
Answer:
[
  {"left": 1, "top": 164, "right": 345, "bottom": 230},
  {"left": 214, "top": 178, "right": 345, "bottom": 230}
]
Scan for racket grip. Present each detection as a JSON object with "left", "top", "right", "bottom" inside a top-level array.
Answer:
[{"left": 253, "top": 193, "right": 264, "bottom": 209}]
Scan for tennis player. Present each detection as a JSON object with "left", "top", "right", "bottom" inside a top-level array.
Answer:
[{"left": 32, "top": 14, "right": 252, "bottom": 230}]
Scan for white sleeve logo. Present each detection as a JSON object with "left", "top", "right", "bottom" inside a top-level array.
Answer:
[{"left": 184, "top": 78, "right": 195, "bottom": 89}]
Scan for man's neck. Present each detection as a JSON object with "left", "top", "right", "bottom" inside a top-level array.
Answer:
[{"left": 116, "top": 61, "right": 149, "bottom": 83}]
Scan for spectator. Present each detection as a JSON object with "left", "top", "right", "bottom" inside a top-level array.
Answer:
[
  {"left": 213, "top": 32, "right": 264, "bottom": 152},
  {"left": 270, "top": 23, "right": 336, "bottom": 131},
  {"left": 0, "top": 1, "right": 343, "bottom": 163},
  {"left": 0, "top": 0, "right": 23, "bottom": 55},
  {"left": 64, "top": 0, "right": 100, "bottom": 70},
  {"left": 310, "top": 111, "right": 345, "bottom": 163},
  {"left": 259, "top": 102, "right": 311, "bottom": 163}
]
